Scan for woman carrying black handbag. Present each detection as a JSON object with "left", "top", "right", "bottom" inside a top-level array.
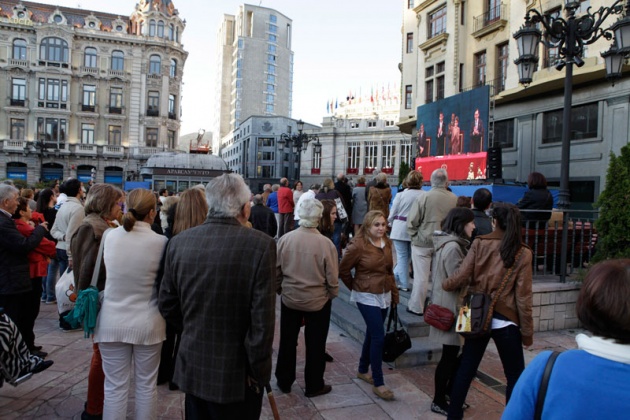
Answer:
[
  {"left": 339, "top": 210, "right": 399, "bottom": 401},
  {"left": 442, "top": 203, "right": 533, "bottom": 419}
]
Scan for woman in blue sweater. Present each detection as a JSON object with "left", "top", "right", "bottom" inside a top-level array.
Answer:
[{"left": 503, "top": 259, "right": 630, "bottom": 419}]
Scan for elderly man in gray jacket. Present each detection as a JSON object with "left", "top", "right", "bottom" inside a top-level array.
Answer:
[{"left": 406, "top": 169, "right": 457, "bottom": 315}]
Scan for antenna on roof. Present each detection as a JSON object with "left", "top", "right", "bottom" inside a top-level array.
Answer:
[{"left": 77, "top": 3, "right": 82, "bottom": 8}]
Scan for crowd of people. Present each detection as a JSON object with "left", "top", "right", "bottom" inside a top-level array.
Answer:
[{"left": 0, "top": 167, "right": 627, "bottom": 419}]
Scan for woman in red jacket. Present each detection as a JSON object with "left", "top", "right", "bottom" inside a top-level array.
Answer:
[{"left": 13, "top": 197, "right": 56, "bottom": 356}]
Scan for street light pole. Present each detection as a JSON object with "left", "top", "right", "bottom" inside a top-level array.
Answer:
[
  {"left": 279, "top": 119, "right": 321, "bottom": 184},
  {"left": 514, "top": 0, "right": 630, "bottom": 281}
]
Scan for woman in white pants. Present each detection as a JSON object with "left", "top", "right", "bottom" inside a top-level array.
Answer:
[{"left": 95, "top": 189, "right": 168, "bottom": 419}]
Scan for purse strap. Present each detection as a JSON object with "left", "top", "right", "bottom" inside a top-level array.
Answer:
[
  {"left": 534, "top": 351, "right": 560, "bottom": 420},
  {"left": 482, "top": 246, "right": 525, "bottom": 331},
  {"left": 386, "top": 305, "right": 402, "bottom": 332},
  {"left": 90, "top": 228, "right": 112, "bottom": 288}
]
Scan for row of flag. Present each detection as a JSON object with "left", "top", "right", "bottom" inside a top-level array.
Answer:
[{"left": 326, "top": 83, "right": 399, "bottom": 114}]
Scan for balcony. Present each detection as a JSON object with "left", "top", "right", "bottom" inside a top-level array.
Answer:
[
  {"left": 147, "top": 73, "right": 162, "bottom": 80},
  {"left": 9, "top": 98, "right": 26, "bottom": 107},
  {"left": 103, "top": 145, "right": 125, "bottom": 158},
  {"left": 146, "top": 108, "right": 159, "bottom": 117},
  {"left": 38, "top": 60, "right": 69, "bottom": 69},
  {"left": 2, "top": 140, "right": 28, "bottom": 153},
  {"left": 108, "top": 69, "right": 125, "bottom": 78},
  {"left": 168, "top": 112, "right": 176, "bottom": 120},
  {"left": 108, "top": 106, "right": 123, "bottom": 115},
  {"left": 81, "top": 104, "right": 96, "bottom": 112},
  {"left": 74, "top": 143, "right": 97, "bottom": 156},
  {"left": 80, "top": 66, "right": 99, "bottom": 75},
  {"left": 472, "top": 4, "right": 507, "bottom": 39},
  {"left": 9, "top": 58, "right": 28, "bottom": 67},
  {"left": 132, "top": 146, "right": 162, "bottom": 159}
]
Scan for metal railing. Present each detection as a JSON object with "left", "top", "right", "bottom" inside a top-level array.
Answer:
[
  {"left": 520, "top": 209, "right": 599, "bottom": 279},
  {"left": 473, "top": 4, "right": 506, "bottom": 33}
]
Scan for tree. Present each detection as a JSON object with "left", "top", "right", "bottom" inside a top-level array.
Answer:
[
  {"left": 398, "top": 161, "right": 410, "bottom": 189},
  {"left": 593, "top": 144, "right": 630, "bottom": 261}
]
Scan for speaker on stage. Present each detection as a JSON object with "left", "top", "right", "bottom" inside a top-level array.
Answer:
[{"left": 487, "top": 147, "right": 502, "bottom": 180}]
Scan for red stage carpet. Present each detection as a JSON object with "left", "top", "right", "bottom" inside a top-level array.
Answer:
[{"left": 415, "top": 152, "right": 487, "bottom": 181}]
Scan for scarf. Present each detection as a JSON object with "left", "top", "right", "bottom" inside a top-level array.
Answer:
[{"left": 576, "top": 333, "right": 630, "bottom": 365}]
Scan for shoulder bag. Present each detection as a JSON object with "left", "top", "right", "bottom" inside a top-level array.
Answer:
[
  {"left": 424, "top": 302, "right": 455, "bottom": 331},
  {"left": 334, "top": 196, "right": 349, "bottom": 222},
  {"left": 456, "top": 247, "right": 525, "bottom": 338},
  {"left": 382, "top": 305, "right": 412, "bottom": 362}
]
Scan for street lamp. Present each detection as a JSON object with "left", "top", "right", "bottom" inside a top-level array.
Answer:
[
  {"left": 514, "top": 0, "right": 630, "bottom": 281},
  {"left": 279, "top": 119, "right": 321, "bottom": 182}
]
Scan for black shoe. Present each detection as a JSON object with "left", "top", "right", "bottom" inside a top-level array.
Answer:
[
  {"left": 30, "top": 345, "right": 43, "bottom": 352},
  {"left": 32, "top": 350, "right": 48, "bottom": 358},
  {"left": 277, "top": 382, "right": 292, "bottom": 393},
  {"left": 324, "top": 352, "right": 334, "bottom": 362},
  {"left": 431, "top": 402, "right": 449, "bottom": 416},
  {"left": 32, "top": 360, "right": 54, "bottom": 374},
  {"left": 305, "top": 384, "right": 332, "bottom": 398},
  {"left": 406, "top": 308, "right": 423, "bottom": 316}
]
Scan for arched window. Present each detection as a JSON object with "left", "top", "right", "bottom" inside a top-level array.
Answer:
[
  {"left": 149, "top": 55, "right": 161, "bottom": 75},
  {"left": 168, "top": 24, "right": 174, "bottom": 41},
  {"left": 111, "top": 50, "right": 124, "bottom": 71},
  {"left": 12, "top": 39, "right": 27, "bottom": 60},
  {"left": 169, "top": 59, "right": 177, "bottom": 78},
  {"left": 149, "top": 19, "right": 156, "bottom": 36},
  {"left": 84, "top": 47, "right": 97, "bottom": 68},
  {"left": 157, "top": 21, "right": 165, "bottom": 38},
  {"left": 40, "top": 37, "right": 69, "bottom": 62}
]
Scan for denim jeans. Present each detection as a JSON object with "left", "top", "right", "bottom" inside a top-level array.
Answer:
[
  {"left": 57, "top": 249, "right": 69, "bottom": 278},
  {"left": 446, "top": 324, "right": 525, "bottom": 419},
  {"left": 42, "top": 257, "right": 60, "bottom": 302},
  {"left": 356, "top": 303, "right": 389, "bottom": 387},
  {"left": 392, "top": 240, "right": 411, "bottom": 289}
]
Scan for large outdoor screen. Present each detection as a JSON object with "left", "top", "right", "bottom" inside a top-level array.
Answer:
[{"left": 415, "top": 86, "right": 490, "bottom": 157}]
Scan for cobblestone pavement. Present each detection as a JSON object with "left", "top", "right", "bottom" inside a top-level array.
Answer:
[{"left": 0, "top": 298, "right": 583, "bottom": 419}]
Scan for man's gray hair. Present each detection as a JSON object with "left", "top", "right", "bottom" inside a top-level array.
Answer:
[
  {"left": 297, "top": 198, "right": 323, "bottom": 228},
  {"left": 205, "top": 173, "right": 251, "bottom": 218},
  {"left": 0, "top": 184, "right": 18, "bottom": 203},
  {"left": 253, "top": 194, "right": 264, "bottom": 206},
  {"left": 431, "top": 168, "right": 449, "bottom": 188}
]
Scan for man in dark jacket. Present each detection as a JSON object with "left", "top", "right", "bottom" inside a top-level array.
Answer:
[
  {"left": 471, "top": 188, "right": 493, "bottom": 241},
  {"left": 249, "top": 194, "right": 278, "bottom": 238},
  {"left": 0, "top": 184, "right": 49, "bottom": 353}
]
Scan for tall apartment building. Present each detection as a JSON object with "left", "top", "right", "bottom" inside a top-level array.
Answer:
[
  {"left": 400, "top": 0, "right": 630, "bottom": 204},
  {"left": 214, "top": 5, "right": 293, "bottom": 152},
  {"left": 0, "top": 0, "right": 187, "bottom": 186}
]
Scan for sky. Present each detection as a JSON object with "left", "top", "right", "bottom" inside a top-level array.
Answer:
[{"left": 45, "top": 0, "right": 403, "bottom": 135}]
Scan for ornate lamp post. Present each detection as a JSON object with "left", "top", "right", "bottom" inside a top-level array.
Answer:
[
  {"left": 279, "top": 119, "right": 321, "bottom": 183},
  {"left": 514, "top": 0, "right": 630, "bottom": 280}
]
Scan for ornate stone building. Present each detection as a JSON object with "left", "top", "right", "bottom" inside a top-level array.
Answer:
[{"left": 0, "top": 0, "right": 187, "bottom": 186}]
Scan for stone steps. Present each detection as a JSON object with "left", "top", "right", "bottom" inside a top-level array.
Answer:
[{"left": 331, "top": 286, "right": 442, "bottom": 368}]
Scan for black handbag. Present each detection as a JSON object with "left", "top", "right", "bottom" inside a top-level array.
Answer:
[{"left": 382, "top": 305, "right": 412, "bottom": 362}]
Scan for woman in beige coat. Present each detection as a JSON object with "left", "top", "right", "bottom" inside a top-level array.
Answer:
[{"left": 428, "top": 207, "right": 475, "bottom": 415}]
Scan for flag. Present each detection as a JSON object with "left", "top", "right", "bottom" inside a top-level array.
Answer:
[{"left": 326, "top": 101, "right": 329, "bottom": 114}]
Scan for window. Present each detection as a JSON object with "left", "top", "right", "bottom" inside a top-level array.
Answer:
[
  {"left": 400, "top": 139, "right": 413, "bottom": 166},
  {"left": 405, "top": 85, "right": 412, "bottom": 109},
  {"left": 40, "top": 37, "right": 69, "bottom": 62},
  {"left": 267, "top": 74, "right": 276, "bottom": 83},
  {"left": 270, "top": 14, "right": 277, "bottom": 23},
  {"left": 408, "top": 0, "right": 414, "bottom": 8},
  {"left": 347, "top": 143, "right": 360, "bottom": 169},
  {"left": 312, "top": 146, "right": 322, "bottom": 172},
  {"left": 268, "top": 44, "right": 276, "bottom": 53},
  {"left": 38, "top": 78, "right": 68, "bottom": 109},
  {"left": 542, "top": 103, "right": 598, "bottom": 144},
  {"left": 168, "top": 24, "right": 174, "bottom": 40},
  {"left": 544, "top": 9, "right": 561, "bottom": 68},
  {"left": 487, "top": 0, "right": 501, "bottom": 24},
  {"left": 168, "top": 94, "right": 176, "bottom": 119},
  {"left": 84, "top": 47, "right": 97, "bottom": 68},
  {"left": 350, "top": 122, "right": 360, "bottom": 129},
  {"left": 381, "top": 141, "right": 396, "bottom": 168},
  {"left": 494, "top": 119, "right": 515, "bottom": 148},
  {"left": 169, "top": 59, "right": 177, "bottom": 77},
  {"left": 11, "top": 78, "right": 26, "bottom": 106},
  {"left": 146, "top": 128, "right": 158, "bottom": 147},
  {"left": 149, "top": 19, "right": 156, "bottom": 36},
  {"left": 474, "top": 51, "right": 487, "bottom": 86},
  {"left": 267, "top": 64, "right": 276, "bottom": 74},
  {"left": 368, "top": 121, "right": 377, "bottom": 128},
  {"left": 364, "top": 142, "right": 378, "bottom": 169},
  {"left": 157, "top": 21, "right": 164, "bottom": 38},
  {"left": 265, "top": 104, "right": 274, "bottom": 113},
  {"left": 11, "top": 119, "right": 25, "bottom": 140},
  {"left": 37, "top": 117, "right": 66, "bottom": 145},
  {"left": 436, "top": 75, "right": 445, "bottom": 100},
  {"left": 266, "top": 94, "right": 274, "bottom": 103},
  {"left": 149, "top": 55, "right": 161, "bottom": 74},
  {"left": 168, "top": 130, "right": 176, "bottom": 149},
  {"left": 425, "top": 62, "right": 445, "bottom": 103},
  {"left": 147, "top": 91, "right": 160, "bottom": 116},
  {"left": 267, "top": 54, "right": 276, "bottom": 62},
  {"left": 425, "top": 79, "right": 434, "bottom": 103},
  {"left": 269, "top": 24, "right": 277, "bottom": 33},
  {"left": 268, "top": 34, "right": 277, "bottom": 42},
  {"left": 266, "top": 84, "right": 275, "bottom": 93},
  {"left": 111, "top": 50, "right": 124, "bottom": 71},
  {"left": 82, "top": 85, "right": 96, "bottom": 111},
  {"left": 428, "top": 7, "right": 447, "bottom": 38},
  {"left": 81, "top": 123, "right": 95, "bottom": 144},
  {"left": 496, "top": 43, "right": 509, "bottom": 93},
  {"left": 108, "top": 125, "right": 122, "bottom": 145},
  {"left": 12, "top": 39, "right": 27, "bottom": 60},
  {"left": 109, "top": 87, "right": 123, "bottom": 112},
  {"left": 406, "top": 33, "right": 413, "bottom": 53}
]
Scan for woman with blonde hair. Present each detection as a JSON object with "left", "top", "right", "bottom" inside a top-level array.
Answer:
[
  {"left": 339, "top": 210, "right": 399, "bottom": 401},
  {"left": 95, "top": 189, "right": 168, "bottom": 419}
]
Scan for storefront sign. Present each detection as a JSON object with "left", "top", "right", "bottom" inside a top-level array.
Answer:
[{"left": 0, "top": 17, "right": 34, "bottom": 26}]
